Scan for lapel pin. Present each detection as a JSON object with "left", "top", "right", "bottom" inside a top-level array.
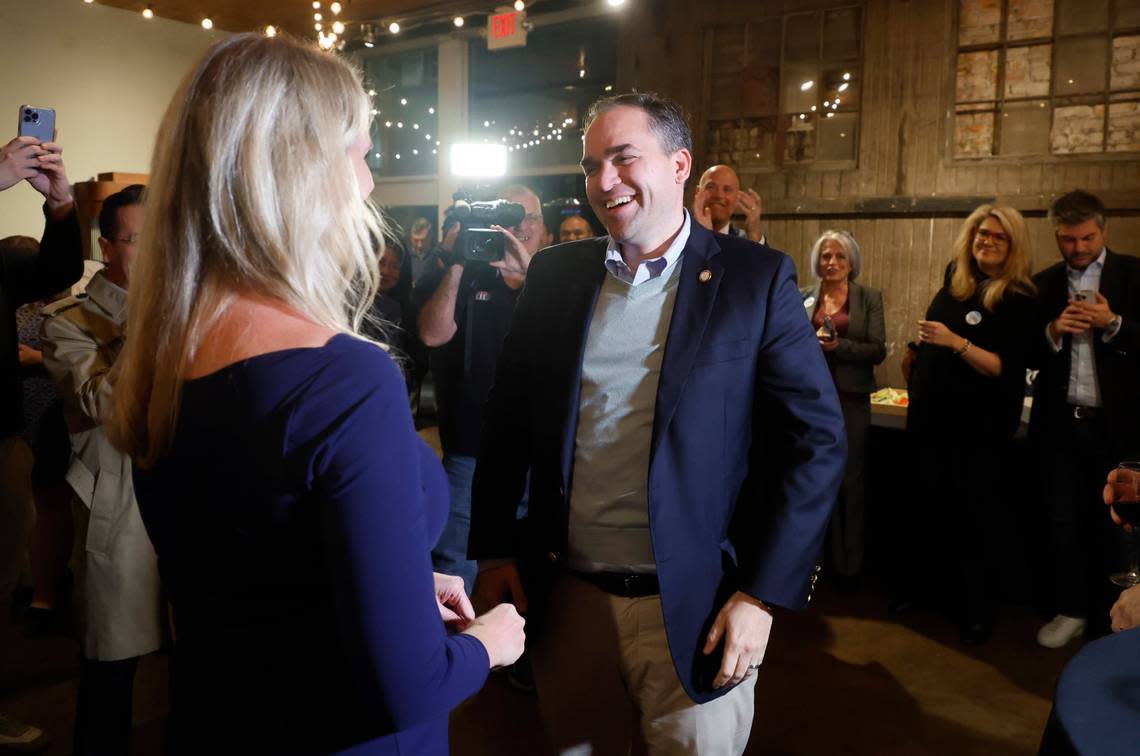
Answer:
[{"left": 699, "top": 269, "right": 712, "bottom": 283}]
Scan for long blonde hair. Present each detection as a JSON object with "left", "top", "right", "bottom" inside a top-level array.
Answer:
[
  {"left": 949, "top": 204, "right": 1036, "bottom": 311},
  {"left": 108, "top": 34, "right": 384, "bottom": 468}
]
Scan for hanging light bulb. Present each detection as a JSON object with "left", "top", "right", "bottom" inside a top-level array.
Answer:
[
  {"left": 265, "top": 25, "right": 277, "bottom": 37},
  {"left": 142, "top": 6, "right": 154, "bottom": 19},
  {"left": 331, "top": 20, "right": 344, "bottom": 34},
  {"left": 314, "top": 12, "right": 322, "bottom": 21},
  {"left": 453, "top": 16, "right": 464, "bottom": 27},
  {"left": 201, "top": 17, "right": 213, "bottom": 30},
  {"left": 514, "top": 0, "right": 525, "bottom": 9},
  {"left": 389, "top": 21, "right": 400, "bottom": 34},
  {"left": 330, "top": 2, "right": 341, "bottom": 14},
  {"left": 312, "top": 1, "right": 320, "bottom": 8}
]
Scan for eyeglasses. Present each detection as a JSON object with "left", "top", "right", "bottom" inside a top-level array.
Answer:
[
  {"left": 975, "top": 228, "right": 1010, "bottom": 245},
  {"left": 520, "top": 213, "right": 543, "bottom": 226}
]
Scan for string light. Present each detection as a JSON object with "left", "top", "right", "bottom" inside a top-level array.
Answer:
[
  {"left": 330, "top": 2, "right": 341, "bottom": 14},
  {"left": 389, "top": 21, "right": 400, "bottom": 34},
  {"left": 514, "top": 0, "right": 525, "bottom": 9},
  {"left": 83, "top": 0, "right": 94, "bottom": 4},
  {"left": 142, "top": 6, "right": 154, "bottom": 19},
  {"left": 453, "top": 16, "right": 465, "bottom": 27},
  {"left": 400, "top": 98, "right": 408, "bottom": 106},
  {"left": 332, "top": 20, "right": 344, "bottom": 34},
  {"left": 265, "top": 25, "right": 277, "bottom": 37},
  {"left": 312, "top": 1, "right": 320, "bottom": 8},
  {"left": 314, "top": 12, "right": 322, "bottom": 21},
  {"left": 315, "top": 23, "right": 322, "bottom": 31},
  {"left": 201, "top": 17, "right": 213, "bottom": 29}
]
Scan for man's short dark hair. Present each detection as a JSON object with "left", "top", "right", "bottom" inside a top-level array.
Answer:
[
  {"left": 1048, "top": 190, "right": 1106, "bottom": 229},
  {"left": 0, "top": 235, "right": 39, "bottom": 256},
  {"left": 583, "top": 92, "right": 693, "bottom": 155},
  {"left": 410, "top": 217, "right": 431, "bottom": 236},
  {"left": 98, "top": 184, "right": 146, "bottom": 241}
]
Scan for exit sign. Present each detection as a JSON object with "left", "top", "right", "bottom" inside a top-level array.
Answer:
[{"left": 487, "top": 8, "right": 527, "bottom": 50}]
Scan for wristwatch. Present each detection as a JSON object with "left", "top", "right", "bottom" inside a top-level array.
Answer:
[{"left": 1108, "top": 314, "right": 1122, "bottom": 332}]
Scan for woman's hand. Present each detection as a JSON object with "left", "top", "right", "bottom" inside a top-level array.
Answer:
[
  {"left": 916, "top": 320, "right": 964, "bottom": 351},
  {"left": 433, "top": 572, "right": 475, "bottom": 629},
  {"left": 819, "top": 335, "right": 840, "bottom": 352},
  {"left": 461, "top": 603, "right": 526, "bottom": 669}
]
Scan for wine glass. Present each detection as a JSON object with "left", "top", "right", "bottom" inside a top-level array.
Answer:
[{"left": 1108, "top": 461, "right": 1140, "bottom": 588}]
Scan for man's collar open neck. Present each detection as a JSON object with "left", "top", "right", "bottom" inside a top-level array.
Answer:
[
  {"left": 1066, "top": 247, "right": 1107, "bottom": 273},
  {"left": 617, "top": 209, "right": 688, "bottom": 271}
]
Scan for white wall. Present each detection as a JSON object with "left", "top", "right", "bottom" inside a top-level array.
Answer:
[{"left": 0, "top": 0, "right": 223, "bottom": 237}]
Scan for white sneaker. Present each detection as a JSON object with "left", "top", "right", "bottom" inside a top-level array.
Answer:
[{"left": 1036, "top": 614, "right": 1086, "bottom": 648}]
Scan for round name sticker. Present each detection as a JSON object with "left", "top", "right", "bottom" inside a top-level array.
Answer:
[
  {"left": 804, "top": 296, "right": 816, "bottom": 309},
  {"left": 965, "top": 310, "right": 982, "bottom": 326}
]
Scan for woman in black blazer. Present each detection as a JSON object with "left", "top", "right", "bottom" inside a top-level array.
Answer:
[{"left": 801, "top": 230, "right": 886, "bottom": 588}]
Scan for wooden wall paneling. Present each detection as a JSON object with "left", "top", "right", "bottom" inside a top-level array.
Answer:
[{"left": 821, "top": 170, "right": 842, "bottom": 198}]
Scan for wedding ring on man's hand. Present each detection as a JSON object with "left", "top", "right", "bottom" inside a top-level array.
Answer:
[{"left": 748, "top": 664, "right": 761, "bottom": 670}]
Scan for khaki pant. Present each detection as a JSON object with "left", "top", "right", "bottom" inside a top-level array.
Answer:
[
  {"left": 0, "top": 435, "right": 34, "bottom": 596},
  {"left": 531, "top": 572, "right": 756, "bottom": 756}
]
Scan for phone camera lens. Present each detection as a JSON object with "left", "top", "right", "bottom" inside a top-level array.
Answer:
[
  {"left": 23, "top": 116, "right": 31, "bottom": 122},
  {"left": 30, "top": 113, "right": 39, "bottom": 122},
  {"left": 23, "top": 109, "right": 32, "bottom": 115}
]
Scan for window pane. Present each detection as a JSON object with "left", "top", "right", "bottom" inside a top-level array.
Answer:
[
  {"left": 364, "top": 49, "right": 439, "bottom": 177},
  {"left": 955, "top": 111, "right": 995, "bottom": 157},
  {"left": 783, "top": 63, "right": 820, "bottom": 113},
  {"left": 818, "top": 112, "right": 857, "bottom": 160},
  {"left": 1008, "top": 0, "right": 1054, "bottom": 40},
  {"left": 1107, "top": 101, "right": 1140, "bottom": 152},
  {"left": 710, "top": 25, "right": 747, "bottom": 76},
  {"left": 957, "top": 51, "right": 999, "bottom": 102},
  {"left": 1051, "top": 104, "right": 1106, "bottom": 153},
  {"left": 740, "top": 33, "right": 782, "bottom": 117},
  {"left": 784, "top": 12, "right": 820, "bottom": 64},
  {"left": 823, "top": 7, "right": 861, "bottom": 61},
  {"left": 959, "top": 0, "right": 1002, "bottom": 45},
  {"left": 1005, "top": 44, "right": 1052, "bottom": 98},
  {"left": 783, "top": 113, "right": 816, "bottom": 163},
  {"left": 469, "top": 17, "right": 618, "bottom": 172},
  {"left": 823, "top": 67, "right": 860, "bottom": 111},
  {"left": 999, "top": 100, "right": 1052, "bottom": 153},
  {"left": 707, "top": 118, "right": 778, "bottom": 168},
  {"left": 1055, "top": 0, "right": 1108, "bottom": 35},
  {"left": 1054, "top": 36, "right": 1109, "bottom": 95},
  {"left": 1112, "top": 36, "right": 1140, "bottom": 91},
  {"left": 1119, "top": 2, "right": 1140, "bottom": 28}
]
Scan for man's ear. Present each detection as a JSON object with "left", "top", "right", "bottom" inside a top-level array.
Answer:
[{"left": 674, "top": 148, "right": 692, "bottom": 185}]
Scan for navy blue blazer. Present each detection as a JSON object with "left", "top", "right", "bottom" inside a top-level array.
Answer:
[{"left": 469, "top": 220, "right": 846, "bottom": 703}]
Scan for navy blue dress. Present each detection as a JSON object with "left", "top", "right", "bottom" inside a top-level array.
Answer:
[{"left": 134, "top": 334, "right": 488, "bottom": 754}]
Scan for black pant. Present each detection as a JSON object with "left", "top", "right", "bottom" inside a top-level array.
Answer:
[
  {"left": 74, "top": 656, "right": 139, "bottom": 756},
  {"left": 1042, "top": 413, "right": 1127, "bottom": 635}
]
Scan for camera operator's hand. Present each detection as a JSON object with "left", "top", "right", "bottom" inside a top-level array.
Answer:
[
  {"left": 0, "top": 136, "right": 44, "bottom": 192},
  {"left": 489, "top": 224, "right": 532, "bottom": 290},
  {"left": 26, "top": 133, "right": 74, "bottom": 219},
  {"left": 436, "top": 224, "right": 464, "bottom": 268}
]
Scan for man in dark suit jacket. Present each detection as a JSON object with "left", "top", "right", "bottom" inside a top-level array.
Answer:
[
  {"left": 470, "top": 92, "right": 845, "bottom": 755},
  {"left": 1030, "top": 189, "right": 1140, "bottom": 649}
]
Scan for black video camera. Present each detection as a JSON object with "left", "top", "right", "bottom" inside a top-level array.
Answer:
[{"left": 443, "top": 192, "right": 526, "bottom": 263}]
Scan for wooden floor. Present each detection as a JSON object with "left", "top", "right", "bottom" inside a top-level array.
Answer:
[{"left": 0, "top": 578, "right": 1078, "bottom": 755}]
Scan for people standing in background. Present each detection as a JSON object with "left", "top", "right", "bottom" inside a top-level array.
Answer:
[
  {"left": 691, "top": 164, "right": 765, "bottom": 243},
  {"left": 1031, "top": 190, "right": 1140, "bottom": 648},
  {"left": 0, "top": 132, "right": 82, "bottom": 756},
  {"left": 558, "top": 213, "right": 595, "bottom": 243},
  {"left": 801, "top": 230, "right": 885, "bottom": 589},
  {"left": 902, "top": 204, "right": 1037, "bottom": 645}
]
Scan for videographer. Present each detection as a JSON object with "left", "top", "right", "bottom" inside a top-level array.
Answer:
[{"left": 416, "top": 184, "right": 546, "bottom": 595}]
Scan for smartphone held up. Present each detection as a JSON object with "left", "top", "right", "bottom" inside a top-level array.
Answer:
[{"left": 18, "top": 105, "right": 55, "bottom": 143}]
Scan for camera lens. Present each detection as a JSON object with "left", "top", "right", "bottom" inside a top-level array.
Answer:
[
  {"left": 24, "top": 108, "right": 32, "bottom": 115},
  {"left": 31, "top": 113, "right": 39, "bottom": 122},
  {"left": 23, "top": 115, "right": 31, "bottom": 122}
]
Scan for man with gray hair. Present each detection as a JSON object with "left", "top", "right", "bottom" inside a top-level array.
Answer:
[
  {"left": 471, "top": 92, "right": 844, "bottom": 754},
  {"left": 1030, "top": 189, "right": 1140, "bottom": 648}
]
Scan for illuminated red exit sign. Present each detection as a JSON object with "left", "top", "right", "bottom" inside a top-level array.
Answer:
[{"left": 487, "top": 8, "right": 527, "bottom": 50}]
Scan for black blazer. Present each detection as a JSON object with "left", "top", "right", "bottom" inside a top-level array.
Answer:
[
  {"left": 469, "top": 223, "right": 846, "bottom": 703},
  {"left": 799, "top": 280, "right": 886, "bottom": 394},
  {"left": 1028, "top": 249, "right": 1140, "bottom": 458}
]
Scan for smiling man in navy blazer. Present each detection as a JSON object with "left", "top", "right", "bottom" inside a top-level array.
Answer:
[{"left": 470, "top": 92, "right": 845, "bottom": 755}]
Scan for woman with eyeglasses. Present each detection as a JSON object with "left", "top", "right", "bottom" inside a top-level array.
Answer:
[
  {"left": 900, "top": 204, "right": 1037, "bottom": 645},
  {"left": 800, "top": 230, "right": 886, "bottom": 590}
]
